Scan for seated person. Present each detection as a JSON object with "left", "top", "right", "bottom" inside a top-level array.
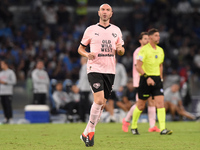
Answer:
[
  {"left": 121, "top": 78, "right": 136, "bottom": 111},
  {"left": 105, "top": 78, "right": 136, "bottom": 122},
  {"left": 53, "top": 82, "right": 79, "bottom": 122},
  {"left": 164, "top": 84, "right": 196, "bottom": 121}
]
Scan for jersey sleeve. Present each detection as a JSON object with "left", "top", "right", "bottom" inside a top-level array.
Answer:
[
  {"left": 137, "top": 47, "right": 146, "bottom": 62},
  {"left": 160, "top": 48, "right": 165, "bottom": 64},
  {"left": 80, "top": 27, "right": 91, "bottom": 47},
  {"left": 116, "top": 28, "right": 124, "bottom": 46}
]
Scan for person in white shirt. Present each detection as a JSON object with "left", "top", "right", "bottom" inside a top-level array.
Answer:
[
  {"left": 31, "top": 60, "right": 49, "bottom": 104},
  {"left": 164, "top": 84, "right": 196, "bottom": 121},
  {"left": 105, "top": 61, "right": 128, "bottom": 122},
  {"left": 53, "top": 82, "right": 79, "bottom": 122},
  {"left": 0, "top": 60, "right": 16, "bottom": 124},
  {"left": 77, "top": 57, "right": 91, "bottom": 122}
]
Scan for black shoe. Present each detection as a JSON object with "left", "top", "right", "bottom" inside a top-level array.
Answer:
[
  {"left": 80, "top": 133, "right": 87, "bottom": 146},
  {"left": 86, "top": 132, "right": 94, "bottom": 147},
  {"left": 160, "top": 129, "right": 173, "bottom": 135},
  {"left": 131, "top": 128, "right": 140, "bottom": 135}
]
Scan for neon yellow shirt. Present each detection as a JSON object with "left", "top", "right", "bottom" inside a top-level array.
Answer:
[{"left": 137, "top": 43, "right": 164, "bottom": 76}]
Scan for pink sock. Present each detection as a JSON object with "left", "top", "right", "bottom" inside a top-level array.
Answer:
[
  {"left": 148, "top": 106, "right": 156, "bottom": 128},
  {"left": 83, "top": 106, "right": 103, "bottom": 136},
  {"left": 124, "top": 93, "right": 138, "bottom": 122},
  {"left": 83, "top": 102, "right": 102, "bottom": 135},
  {"left": 125, "top": 104, "right": 136, "bottom": 122},
  {"left": 95, "top": 107, "right": 103, "bottom": 126}
]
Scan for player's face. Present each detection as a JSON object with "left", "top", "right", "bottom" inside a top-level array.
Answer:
[
  {"left": 140, "top": 35, "right": 149, "bottom": 46},
  {"left": 98, "top": 4, "right": 113, "bottom": 22},
  {"left": 150, "top": 32, "right": 160, "bottom": 44}
]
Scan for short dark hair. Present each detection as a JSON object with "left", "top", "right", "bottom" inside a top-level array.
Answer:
[
  {"left": 139, "top": 32, "right": 148, "bottom": 40},
  {"left": 1, "top": 59, "right": 10, "bottom": 65},
  {"left": 148, "top": 28, "right": 159, "bottom": 36}
]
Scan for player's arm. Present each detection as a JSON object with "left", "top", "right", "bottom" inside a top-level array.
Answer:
[
  {"left": 78, "top": 45, "right": 95, "bottom": 60},
  {"left": 136, "top": 60, "right": 145, "bottom": 75},
  {"left": 160, "top": 63, "right": 163, "bottom": 81},
  {"left": 116, "top": 29, "right": 125, "bottom": 56},
  {"left": 136, "top": 60, "right": 155, "bottom": 86}
]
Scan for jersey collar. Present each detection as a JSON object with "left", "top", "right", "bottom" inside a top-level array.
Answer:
[{"left": 98, "top": 24, "right": 111, "bottom": 29}]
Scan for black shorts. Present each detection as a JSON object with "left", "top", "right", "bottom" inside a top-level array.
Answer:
[
  {"left": 138, "top": 76, "right": 163, "bottom": 100},
  {"left": 109, "top": 91, "right": 120, "bottom": 101},
  {"left": 88, "top": 73, "right": 115, "bottom": 99}
]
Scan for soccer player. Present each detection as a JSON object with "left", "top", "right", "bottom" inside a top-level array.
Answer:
[
  {"left": 122, "top": 32, "right": 160, "bottom": 132},
  {"left": 130, "top": 28, "right": 173, "bottom": 135},
  {"left": 78, "top": 4, "right": 125, "bottom": 147}
]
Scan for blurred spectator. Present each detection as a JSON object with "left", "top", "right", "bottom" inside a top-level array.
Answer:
[
  {"left": 57, "top": 3, "right": 70, "bottom": 26},
  {"left": 75, "top": 0, "right": 88, "bottom": 20},
  {"left": 177, "top": 0, "right": 192, "bottom": 14},
  {"left": 121, "top": 78, "right": 136, "bottom": 111},
  {"left": 42, "top": 2, "right": 57, "bottom": 26},
  {"left": 0, "top": 60, "right": 16, "bottom": 124},
  {"left": 164, "top": 84, "right": 196, "bottom": 121},
  {"left": 31, "top": 60, "right": 50, "bottom": 104},
  {"left": 105, "top": 62, "right": 127, "bottom": 122},
  {"left": 77, "top": 56, "right": 91, "bottom": 122},
  {"left": 53, "top": 82, "right": 79, "bottom": 122},
  {"left": 0, "top": 0, "right": 13, "bottom": 24},
  {"left": 23, "top": 25, "right": 38, "bottom": 42},
  {"left": 193, "top": 49, "right": 200, "bottom": 75},
  {"left": 163, "top": 69, "right": 180, "bottom": 89}
]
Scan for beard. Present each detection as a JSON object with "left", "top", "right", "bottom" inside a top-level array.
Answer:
[{"left": 100, "top": 15, "right": 110, "bottom": 22}]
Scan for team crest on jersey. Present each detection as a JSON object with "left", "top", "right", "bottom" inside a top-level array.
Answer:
[
  {"left": 93, "top": 83, "right": 101, "bottom": 89},
  {"left": 112, "top": 33, "right": 117, "bottom": 38},
  {"left": 155, "top": 55, "right": 158, "bottom": 58}
]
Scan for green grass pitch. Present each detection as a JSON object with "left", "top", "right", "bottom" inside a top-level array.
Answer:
[{"left": 0, "top": 122, "right": 199, "bottom": 150}]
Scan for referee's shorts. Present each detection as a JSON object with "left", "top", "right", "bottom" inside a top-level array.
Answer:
[{"left": 138, "top": 76, "right": 163, "bottom": 100}]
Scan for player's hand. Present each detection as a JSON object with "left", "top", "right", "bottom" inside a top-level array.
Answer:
[
  {"left": 116, "top": 43, "right": 124, "bottom": 56},
  {"left": 87, "top": 52, "right": 95, "bottom": 60},
  {"left": 146, "top": 77, "right": 155, "bottom": 86}
]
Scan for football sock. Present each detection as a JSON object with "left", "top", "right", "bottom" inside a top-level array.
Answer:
[
  {"left": 125, "top": 104, "right": 136, "bottom": 122},
  {"left": 84, "top": 105, "right": 103, "bottom": 136},
  {"left": 87, "top": 102, "right": 103, "bottom": 133},
  {"left": 95, "top": 107, "right": 103, "bottom": 126},
  {"left": 131, "top": 106, "right": 142, "bottom": 129},
  {"left": 157, "top": 108, "right": 166, "bottom": 131},
  {"left": 148, "top": 106, "right": 156, "bottom": 128}
]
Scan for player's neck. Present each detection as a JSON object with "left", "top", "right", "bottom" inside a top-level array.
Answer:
[
  {"left": 149, "top": 41, "right": 156, "bottom": 50},
  {"left": 99, "top": 20, "right": 110, "bottom": 27}
]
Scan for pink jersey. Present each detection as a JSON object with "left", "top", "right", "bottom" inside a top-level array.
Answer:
[
  {"left": 81, "top": 23, "right": 124, "bottom": 74},
  {"left": 133, "top": 47, "right": 141, "bottom": 87}
]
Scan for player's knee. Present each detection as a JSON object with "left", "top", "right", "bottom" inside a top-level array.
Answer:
[
  {"left": 94, "top": 98, "right": 105, "bottom": 105},
  {"left": 137, "top": 103, "right": 146, "bottom": 111}
]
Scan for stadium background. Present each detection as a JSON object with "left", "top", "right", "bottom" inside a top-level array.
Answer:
[{"left": 0, "top": 0, "right": 200, "bottom": 117}]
